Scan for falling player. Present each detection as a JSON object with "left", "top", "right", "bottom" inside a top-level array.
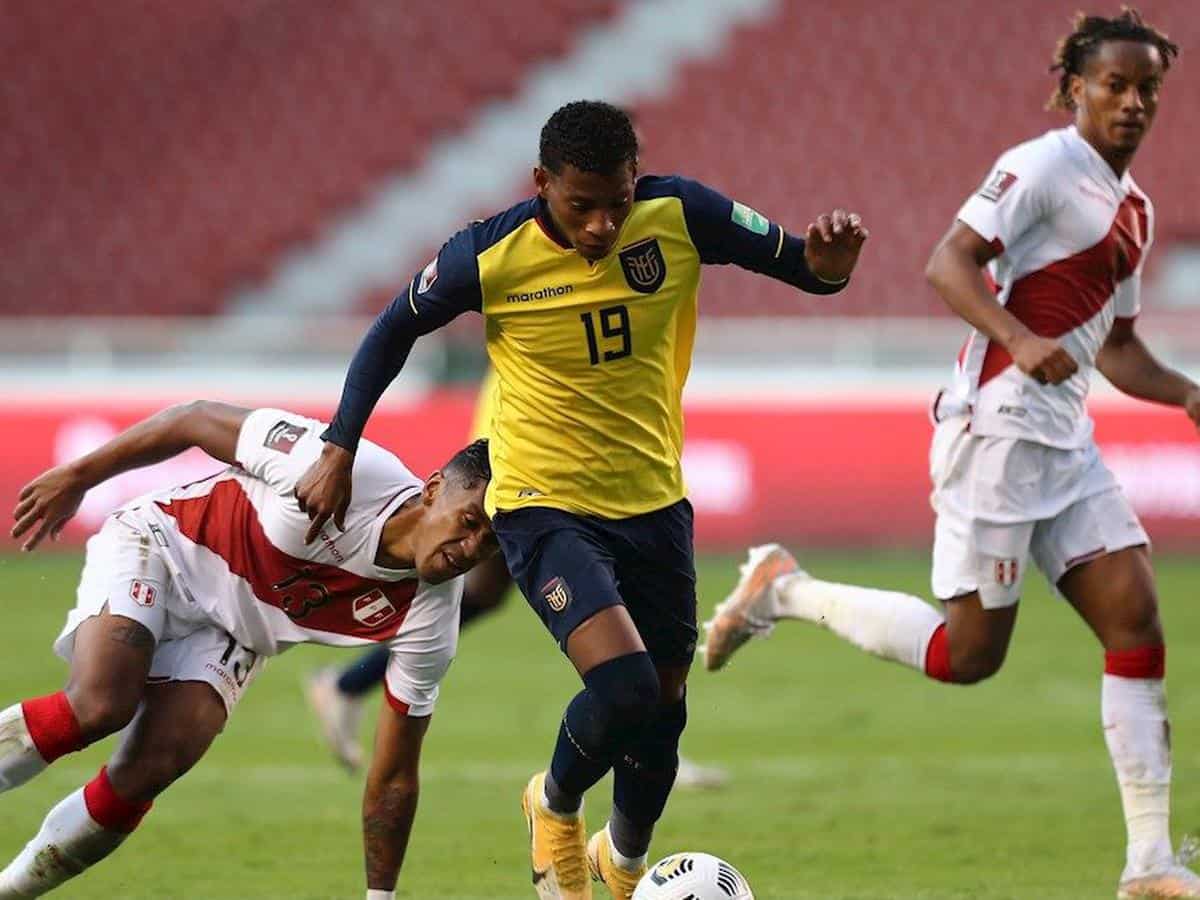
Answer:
[
  {"left": 704, "top": 10, "right": 1198, "bottom": 899},
  {"left": 304, "top": 367, "right": 728, "bottom": 789},
  {"left": 294, "top": 100, "right": 867, "bottom": 899},
  {"left": 2, "top": 402, "right": 497, "bottom": 899}
]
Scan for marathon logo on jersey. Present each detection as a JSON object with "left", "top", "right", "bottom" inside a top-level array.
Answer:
[
  {"left": 352, "top": 589, "right": 399, "bottom": 628},
  {"left": 619, "top": 237, "right": 666, "bottom": 294},
  {"left": 264, "top": 420, "right": 308, "bottom": 454},
  {"left": 417, "top": 257, "right": 438, "bottom": 294},
  {"left": 129, "top": 580, "right": 157, "bottom": 608},
  {"left": 994, "top": 558, "right": 1020, "bottom": 587},
  {"left": 979, "top": 170, "right": 1018, "bottom": 202},
  {"left": 541, "top": 576, "right": 572, "bottom": 613},
  {"left": 505, "top": 283, "right": 574, "bottom": 304}
]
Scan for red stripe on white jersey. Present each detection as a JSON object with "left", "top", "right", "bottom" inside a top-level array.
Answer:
[
  {"left": 158, "top": 480, "right": 416, "bottom": 641},
  {"left": 978, "top": 193, "right": 1146, "bottom": 387}
]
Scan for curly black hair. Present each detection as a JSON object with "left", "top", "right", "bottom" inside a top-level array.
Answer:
[
  {"left": 442, "top": 438, "right": 491, "bottom": 490},
  {"left": 539, "top": 100, "right": 638, "bottom": 175},
  {"left": 1048, "top": 6, "right": 1179, "bottom": 111}
]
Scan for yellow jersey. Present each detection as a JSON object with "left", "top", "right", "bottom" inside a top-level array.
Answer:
[{"left": 325, "top": 176, "right": 846, "bottom": 518}]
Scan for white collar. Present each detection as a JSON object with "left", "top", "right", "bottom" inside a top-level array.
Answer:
[{"left": 1062, "top": 125, "right": 1132, "bottom": 196}]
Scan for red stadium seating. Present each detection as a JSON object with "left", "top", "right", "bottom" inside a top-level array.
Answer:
[
  {"left": 632, "top": 0, "right": 1199, "bottom": 315},
  {"left": 5, "top": 1, "right": 1194, "bottom": 320},
  {"left": 0, "top": 1, "right": 619, "bottom": 316}
]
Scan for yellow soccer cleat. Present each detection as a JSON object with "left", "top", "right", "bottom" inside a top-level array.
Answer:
[
  {"left": 702, "top": 543, "right": 799, "bottom": 671},
  {"left": 1118, "top": 864, "right": 1200, "bottom": 899},
  {"left": 521, "top": 772, "right": 592, "bottom": 899},
  {"left": 587, "top": 826, "right": 646, "bottom": 900}
]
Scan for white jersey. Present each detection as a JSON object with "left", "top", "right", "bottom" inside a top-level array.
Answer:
[
  {"left": 936, "top": 126, "right": 1152, "bottom": 448},
  {"left": 114, "top": 408, "right": 461, "bottom": 716}
]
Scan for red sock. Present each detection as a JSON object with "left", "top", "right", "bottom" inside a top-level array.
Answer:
[
  {"left": 1105, "top": 644, "right": 1165, "bottom": 679},
  {"left": 83, "top": 766, "right": 152, "bottom": 833},
  {"left": 21, "top": 692, "right": 84, "bottom": 763},
  {"left": 924, "top": 623, "right": 956, "bottom": 683}
]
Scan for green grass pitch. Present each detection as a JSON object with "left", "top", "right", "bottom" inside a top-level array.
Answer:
[{"left": 1, "top": 550, "right": 1197, "bottom": 899}]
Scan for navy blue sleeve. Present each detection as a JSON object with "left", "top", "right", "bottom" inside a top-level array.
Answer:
[
  {"left": 322, "top": 227, "right": 482, "bottom": 451},
  {"left": 673, "top": 177, "right": 847, "bottom": 296}
]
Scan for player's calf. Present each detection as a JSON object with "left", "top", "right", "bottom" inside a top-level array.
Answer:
[
  {"left": 0, "top": 614, "right": 156, "bottom": 795},
  {"left": 0, "top": 682, "right": 226, "bottom": 897},
  {"left": 107, "top": 681, "right": 228, "bottom": 804}
]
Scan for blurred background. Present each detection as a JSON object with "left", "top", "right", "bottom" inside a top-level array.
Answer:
[
  {"left": 3, "top": 0, "right": 1198, "bottom": 551},
  {"left": 3, "top": 4, "right": 1200, "bottom": 897}
]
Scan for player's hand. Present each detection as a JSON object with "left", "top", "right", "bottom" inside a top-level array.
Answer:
[
  {"left": 294, "top": 442, "right": 355, "bottom": 544},
  {"left": 1009, "top": 333, "right": 1078, "bottom": 385},
  {"left": 1184, "top": 386, "right": 1200, "bottom": 434},
  {"left": 804, "top": 209, "right": 869, "bottom": 283},
  {"left": 11, "top": 465, "right": 89, "bottom": 552}
]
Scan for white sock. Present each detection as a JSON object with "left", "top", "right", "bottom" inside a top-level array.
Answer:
[
  {"left": 0, "top": 788, "right": 130, "bottom": 897},
  {"left": 1103, "top": 674, "right": 1174, "bottom": 878},
  {"left": 774, "top": 574, "right": 944, "bottom": 671},
  {"left": 606, "top": 823, "right": 647, "bottom": 872},
  {"left": 0, "top": 704, "right": 48, "bottom": 793}
]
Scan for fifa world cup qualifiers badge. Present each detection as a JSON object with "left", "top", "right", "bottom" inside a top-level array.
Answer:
[
  {"left": 541, "top": 576, "right": 572, "bottom": 612},
  {"left": 264, "top": 420, "right": 308, "bottom": 454}
]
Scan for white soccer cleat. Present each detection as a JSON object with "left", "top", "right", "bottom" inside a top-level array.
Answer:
[
  {"left": 1118, "top": 864, "right": 1200, "bottom": 899},
  {"left": 702, "top": 544, "right": 800, "bottom": 672},
  {"left": 304, "top": 667, "right": 365, "bottom": 772},
  {"left": 675, "top": 755, "right": 729, "bottom": 791}
]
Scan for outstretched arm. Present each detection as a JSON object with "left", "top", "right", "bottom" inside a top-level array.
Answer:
[
  {"left": 295, "top": 228, "right": 483, "bottom": 543},
  {"left": 1097, "top": 318, "right": 1200, "bottom": 430},
  {"left": 361, "top": 700, "right": 431, "bottom": 898},
  {"left": 671, "top": 177, "right": 867, "bottom": 294},
  {"left": 11, "top": 400, "right": 249, "bottom": 551}
]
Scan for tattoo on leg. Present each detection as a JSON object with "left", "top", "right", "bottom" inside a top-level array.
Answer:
[
  {"left": 108, "top": 622, "right": 154, "bottom": 650},
  {"left": 363, "top": 786, "right": 418, "bottom": 890}
]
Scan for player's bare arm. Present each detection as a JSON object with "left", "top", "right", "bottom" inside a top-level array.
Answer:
[
  {"left": 803, "top": 208, "right": 868, "bottom": 283},
  {"left": 361, "top": 702, "right": 431, "bottom": 893},
  {"left": 294, "top": 440, "right": 355, "bottom": 544},
  {"left": 11, "top": 400, "right": 250, "bottom": 551},
  {"left": 1097, "top": 318, "right": 1200, "bottom": 431},
  {"left": 927, "top": 220, "right": 1078, "bottom": 385}
]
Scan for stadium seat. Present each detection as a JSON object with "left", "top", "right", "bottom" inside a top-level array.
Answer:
[{"left": 0, "top": 0, "right": 620, "bottom": 316}]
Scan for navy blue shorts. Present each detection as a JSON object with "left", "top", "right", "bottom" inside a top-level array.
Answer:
[{"left": 493, "top": 499, "right": 697, "bottom": 665}]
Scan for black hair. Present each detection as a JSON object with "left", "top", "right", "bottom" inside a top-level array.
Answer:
[
  {"left": 539, "top": 100, "right": 638, "bottom": 175},
  {"left": 442, "top": 438, "right": 491, "bottom": 490},
  {"left": 1048, "top": 6, "right": 1179, "bottom": 110}
]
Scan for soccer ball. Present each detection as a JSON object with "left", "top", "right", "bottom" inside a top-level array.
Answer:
[{"left": 632, "top": 852, "right": 754, "bottom": 900}]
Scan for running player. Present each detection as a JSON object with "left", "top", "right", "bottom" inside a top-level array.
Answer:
[
  {"left": 304, "top": 368, "right": 728, "bottom": 789},
  {"left": 704, "top": 11, "right": 1198, "bottom": 899},
  {"left": 1, "top": 401, "right": 496, "bottom": 899},
  {"left": 295, "top": 100, "right": 867, "bottom": 899}
]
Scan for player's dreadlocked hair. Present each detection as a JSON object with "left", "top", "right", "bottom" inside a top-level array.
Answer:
[
  {"left": 1048, "top": 7, "right": 1179, "bottom": 111},
  {"left": 539, "top": 100, "right": 638, "bottom": 175},
  {"left": 442, "top": 438, "right": 491, "bottom": 490}
]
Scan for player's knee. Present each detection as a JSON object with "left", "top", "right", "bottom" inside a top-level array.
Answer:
[
  {"left": 584, "top": 651, "right": 660, "bottom": 735},
  {"left": 949, "top": 643, "right": 1007, "bottom": 684},
  {"left": 65, "top": 687, "right": 140, "bottom": 742},
  {"left": 109, "top": 745, "right": 195, "bottom": 803}
]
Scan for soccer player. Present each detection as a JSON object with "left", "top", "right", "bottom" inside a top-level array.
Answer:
[
  {"left": 703, "top": 10, "right": 1199, "bottom": 898},
  {"left": 294, "top": 100, "right": 867, "bottom": 899},
  {"left": 1, "top": 401, "right": 497, "bottom": 899},
  {"left": 304, "top": 368, "right": 729, "bottom": 789}
]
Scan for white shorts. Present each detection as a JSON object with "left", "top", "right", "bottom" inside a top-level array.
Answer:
[
  {"left": 929, "top": 417, "right": 1149, "bottom": 609},
  {"left": 54, "top": 514, "right": 265, "bottom": 714}
]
